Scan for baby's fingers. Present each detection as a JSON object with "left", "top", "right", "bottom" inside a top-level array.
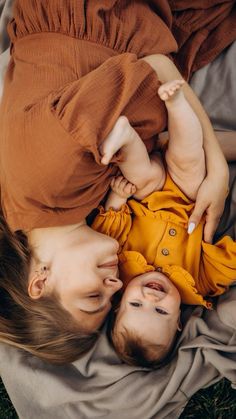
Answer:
[
  {"left": 124, "top": 183, "right": 136, "bottom": 195},
  {"left": 112, "top": 175, "right": 126, "bottom": 189},
  {"left": 110, "top": 177, "right": 116, "bottom": 188}
]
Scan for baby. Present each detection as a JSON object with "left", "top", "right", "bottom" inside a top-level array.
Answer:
[{"left": 94, "top": 80, "right": 236, "bottom": 368}]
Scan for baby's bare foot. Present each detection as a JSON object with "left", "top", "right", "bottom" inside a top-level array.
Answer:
[
  {"left": 100, "top": 116, "right": 137, "bottom": 165},
  {"left": 158, "top": 79, "right": 185, "bottom": 102}
]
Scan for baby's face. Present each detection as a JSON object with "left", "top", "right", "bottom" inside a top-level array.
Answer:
[{"left": 114, "top": 271, "right": 181, "bottom": 348}]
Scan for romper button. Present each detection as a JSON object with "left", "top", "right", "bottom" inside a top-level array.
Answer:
[
  {"left": 161, "top": 248, "right": 169, "bottom": 256},
  {"left": 156, "top": 266, "right": 162, "bottom": 272},
  {"left": 169, "top": 228, "right": 176, "bottom": 236}
]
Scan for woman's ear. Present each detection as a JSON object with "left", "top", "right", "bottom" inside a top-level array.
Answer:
[{"left": 28, "top": 267, "right": 48, "bottom": 299}]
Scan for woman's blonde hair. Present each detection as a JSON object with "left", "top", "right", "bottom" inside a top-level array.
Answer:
[{"left": 0, "top": 215, "right": 98, "bottom": 364}]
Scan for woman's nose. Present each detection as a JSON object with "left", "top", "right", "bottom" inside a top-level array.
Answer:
[
  {"left": 110, "top": 237, "right": 119, "bottom": 253},
  {"left": 103, "top": 277, "right": 122, "bottom": 291}
]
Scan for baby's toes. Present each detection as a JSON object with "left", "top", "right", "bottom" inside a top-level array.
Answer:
[
  {"left": 168, "top": 88, "right": 176, "bottom": 96},
  {"left": 159, "top": 90, "right": 169, "bottom": 100}
]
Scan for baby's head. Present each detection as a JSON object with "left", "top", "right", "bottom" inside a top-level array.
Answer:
[{"left": 110, "top": 271, "right": 181, "bottom": 368}]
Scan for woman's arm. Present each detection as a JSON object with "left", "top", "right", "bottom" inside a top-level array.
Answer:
[
  {"left": 215, "top": 131, "right": 236, "bottom": 161},
  {"left": 142, "top": 54, "right": 229, "bottom": 243}
]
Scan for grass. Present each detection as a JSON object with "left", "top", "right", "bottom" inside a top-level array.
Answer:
[
  {"left": 0, "top": 378, "right": 18, "bottom": 419},
  {"left": 180, "top": 379, "right": 236, "bottom": 419},
  {"left": 0, "top": 377, "right": 235, "bottom": 418}
]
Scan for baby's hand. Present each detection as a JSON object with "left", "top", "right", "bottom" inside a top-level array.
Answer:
[
  {"left": 105, "top": 176, "right": 136, "bottom": 211},
  {"left": 111, "top": 176, "right": 136, "bottom": 198}
]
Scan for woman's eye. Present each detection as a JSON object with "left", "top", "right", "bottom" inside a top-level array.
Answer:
[
  {"left": 129, "top": 302, "right": 142, "bottom": 307},
  {"left": 155, "top": 308, "right": 168, "bottom": 315},
  {"left": 88, "top": 294, "right": 100, "bottom": 299}
]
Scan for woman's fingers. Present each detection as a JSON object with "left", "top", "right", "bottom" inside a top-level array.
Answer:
[
  {"left": 203, "top": 212, "right": 221, "bottom": 243},
  {"left": 188, "top": 176, "right": 227, "bottom": 243},
  {"left": 188, "top": 199, "right": 207, "bottom": 235}
]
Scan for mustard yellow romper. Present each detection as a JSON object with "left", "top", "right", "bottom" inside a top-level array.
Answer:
[{"left": 92, "top": 175, "right": 236, "bottom": 308}]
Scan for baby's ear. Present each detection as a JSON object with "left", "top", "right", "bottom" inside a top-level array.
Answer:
[
  {"left": 28, "top": 267, "right": 48, "bottom": 299},
  {"left": 177, "top": 312, "right": 183, "bottom": 332},
  {"left": 177, "top": 316, "right": 182, "bottom": 332}
]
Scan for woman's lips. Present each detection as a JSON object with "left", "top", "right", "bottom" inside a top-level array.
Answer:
[
  {"left": 99, "top": 259, "right": 118, "bottom": 268},
  {"left": 145, "top": 282, "right": 165, "bottom": 292}
]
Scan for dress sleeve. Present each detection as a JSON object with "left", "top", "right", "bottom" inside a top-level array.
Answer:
[
  {"left": 199, "top": 236, "right": 236, "bottom": 297},
  {"left": 3, "top": 53, "right": 163, "bottom": 231},
  {"left": 49, "top": 52, "right": 164, "bottom": 162},
  {"left": 92, "top": 205, "right": 132, "bottom": 249}
]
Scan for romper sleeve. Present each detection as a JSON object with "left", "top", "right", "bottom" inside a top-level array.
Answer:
[
  {"left": 198, "top": 236, "right": 236, "bottom": 297},
  {"left": 92, "top": 205, "right": 132, "bottom": 249}
]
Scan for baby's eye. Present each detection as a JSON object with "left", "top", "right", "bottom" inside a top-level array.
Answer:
[
  {"left": 129, "top": 302, "right": 142, "bottom": 307},
  {"left": 155, "top": 308, "right": 168, "bottom": 315}
]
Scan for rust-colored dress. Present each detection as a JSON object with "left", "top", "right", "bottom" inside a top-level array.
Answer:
[{"left": 0, "top": 0, "right": 178, "bottom": 231}]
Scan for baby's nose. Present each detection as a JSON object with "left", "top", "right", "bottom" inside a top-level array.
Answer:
[{"left": 144, "top": 289, "right": 164, "bottom": 302}]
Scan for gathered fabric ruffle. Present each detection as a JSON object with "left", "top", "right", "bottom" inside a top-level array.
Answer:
[
  {"left": 92, "top": 204, "right": 132, "bottom": 251},
  {"left": 128, "top": 174, "right": 195, "bottom": 226},
  {"left": 8, "top": 0, "right": 177, "bottom": 57},
  {"left": 118, "top": 250, "right": 212, "bottom": 308}
]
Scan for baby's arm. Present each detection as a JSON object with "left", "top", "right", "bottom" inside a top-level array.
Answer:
[
  {"left": 142, "top": 54, "right": 228, "bottom": 242},
  {"left": 100, "top": 116, "right": 166, "bottom": 200},
  {"left": 93, "top": 176, "right": 133, "bottom": 247},
  {"left": 105, "top": 176, "right": 136, "bottom": 211},
  {"left": 158, "top": 80, "right": 206, "bottom": 200}
]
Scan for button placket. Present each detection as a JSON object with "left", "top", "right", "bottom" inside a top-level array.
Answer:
[
  {"left": 169, "top": 228, "right": 177, "bottom": 236},
  {"left": 161, "top": 248, "right": 169, "bottom": 256},
  {"left": 157, "top": 224, "right": 178, "bottom": 260}
]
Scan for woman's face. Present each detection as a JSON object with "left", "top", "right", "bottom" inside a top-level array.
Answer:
[{"left": 29, "top": 225, "right": 123, "bottom": 332}]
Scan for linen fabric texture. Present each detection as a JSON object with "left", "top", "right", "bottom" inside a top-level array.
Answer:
[{"left": 0, "top": 0, "right": 177, "bottom": 231}]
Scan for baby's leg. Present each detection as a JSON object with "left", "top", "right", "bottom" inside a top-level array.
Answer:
[
  {"left": 158, "top": 80, "right": 206, "bottom": 200},
  {"left": 100, "top": 116, "right": 166, "bottom": 199}
]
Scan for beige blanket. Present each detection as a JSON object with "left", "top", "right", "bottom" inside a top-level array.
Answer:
[
  {"left": 0, "top": 287, "right": 235, "bottom": 419},
  {"left": 0, "top": 2, "right": 235, "bottom": 418}
]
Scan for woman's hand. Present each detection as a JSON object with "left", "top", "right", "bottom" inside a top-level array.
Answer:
[{"left": 188, "top": 169, "right": 229, "bottom": 243}]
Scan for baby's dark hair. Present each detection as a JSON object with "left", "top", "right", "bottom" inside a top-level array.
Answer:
[
  {"left": 107, "top": 309, "right": 176, "bottom": 369},
  {"left": 0, "top": 215, "right": 98, "bottom": 364},
  {"left": 113, "top": 330, "right": 170, "bottom": 369}
]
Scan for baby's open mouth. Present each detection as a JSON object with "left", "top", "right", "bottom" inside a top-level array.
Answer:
[{"left": 145, "top": 282, "right": 165, "bottom": 292}]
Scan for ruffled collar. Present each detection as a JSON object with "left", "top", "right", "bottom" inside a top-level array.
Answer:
[{"left": 119, "top": 250, "right": 212, "bottom": 309}]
